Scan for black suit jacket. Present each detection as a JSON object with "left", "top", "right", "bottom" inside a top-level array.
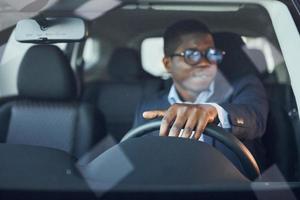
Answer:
[{"left": 133, "top": 72, "right": 269, "bottom": 170}]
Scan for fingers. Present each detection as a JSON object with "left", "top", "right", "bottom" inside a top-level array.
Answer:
[
  {"left": 142, "top": 109, "right": 177, "bottom": 137},
  {"left": 168, "top": 112, "right": 187, "bottom": 137},
  {"left": 143, "top": 110, "right": 165, "bottom": 119},
  {"left": 142, "top": 104, "right": 217, "bottom": 140},
  {"left": 160, "top": 110, "right": 176, "bottom": 136},
  {"left": 194, "top": 113, "right": 210, "bottom": 140},
  {"left": 160, "top": 104, "right": 187, "bottom": 137},
  {"left": 142, "top": 109, "right": 176, "bottom": 136},
  {"left": 181, "top": 110, "right": 198, "bottom": 138}
]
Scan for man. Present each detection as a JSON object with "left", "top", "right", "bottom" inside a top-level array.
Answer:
[{"left": 133, "top": 20, "right": 268, "bottom": 169}]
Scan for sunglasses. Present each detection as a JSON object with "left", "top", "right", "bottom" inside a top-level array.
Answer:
[{"left": 170, "top": 48, "right": 225, "bottom": 65}]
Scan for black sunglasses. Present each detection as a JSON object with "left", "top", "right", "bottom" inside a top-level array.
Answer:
[{"left": 170, "top": 48, "right": 225, "bottom": 65}]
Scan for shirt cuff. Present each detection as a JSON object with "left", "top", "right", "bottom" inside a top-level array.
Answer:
[{"left": 204, "top": 103, "right": 231, "bottom": 129}]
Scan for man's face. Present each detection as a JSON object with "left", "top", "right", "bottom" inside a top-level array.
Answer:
[{"left": 163, "top": 33, "right": 218, "bottom": 99}]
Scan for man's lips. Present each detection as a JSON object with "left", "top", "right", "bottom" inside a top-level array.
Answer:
[{"left": 191, "top": 71, "right": 211, "bottom": 78}]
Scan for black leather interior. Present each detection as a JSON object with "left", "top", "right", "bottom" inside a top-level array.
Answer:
[
  {"left": 0, "top": 45, "right": 106, "bottom": 158},
  {"left": 213, "top": 32, "right": 261, "bottom": 82},
  {"left": 107, "top": 47, "right": 145, "bottom": 81},
  {"left": 83, "top": 47, "right": 162, "bottom": 141},
  {"left": 18, "top": 45, "right": 77, "bottom": 100},
  {"left": 83, "top": 136, "right": 249, "bottom": 187},
  {"left": 0, "top": 143, "right": 91, "bottom": 191}
]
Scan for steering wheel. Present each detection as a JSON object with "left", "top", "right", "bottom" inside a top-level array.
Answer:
[{"left": 121, "top": 121, "right": 260, "bottom": 181}]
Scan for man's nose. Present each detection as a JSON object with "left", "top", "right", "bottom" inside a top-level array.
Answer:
[{"left": 196, "top": 58, "right": 211, "bottom": 68}]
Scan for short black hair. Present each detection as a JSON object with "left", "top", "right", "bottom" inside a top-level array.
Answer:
[{"left": 163, "top": 19, "right": 211, "bottom": 56}]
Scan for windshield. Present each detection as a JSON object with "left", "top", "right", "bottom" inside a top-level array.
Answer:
[{"left": 0, "top": 0, "right": 300, "bottom": 199}]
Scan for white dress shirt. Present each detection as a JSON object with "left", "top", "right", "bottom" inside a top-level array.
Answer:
[{"left": 167, "top": 82, "right": 231, "bottom": 142}]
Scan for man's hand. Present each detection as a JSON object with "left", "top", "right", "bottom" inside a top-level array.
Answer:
[{"left": 143, "top": 103, "right": 218, "bottom": 140}]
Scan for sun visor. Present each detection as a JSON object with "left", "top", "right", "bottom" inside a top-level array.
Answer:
[{"left": 15, "top": 17, "right": 88, "bottom": 44}]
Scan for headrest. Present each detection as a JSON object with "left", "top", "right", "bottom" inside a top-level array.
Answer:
[
  {"left": 107, "top": 48, "right": 143, "bottom": 81},
  {"left": 18, "top": 45, "right": 77, "bottom": 100},
  {"left": 213, "top": 32, "right": 260, "bottom": 82}
]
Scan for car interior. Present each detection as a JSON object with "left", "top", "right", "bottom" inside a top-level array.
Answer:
[
  {"left": 0, "top": 0, "right": 300, "bottom": 198},
  {"left": 79, "top": 2, "right": 300, "bottom": 181}
]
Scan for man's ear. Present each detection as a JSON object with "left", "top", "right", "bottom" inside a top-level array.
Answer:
[{"left": 162, "top": 56, "right": 172, "bottom": 73}]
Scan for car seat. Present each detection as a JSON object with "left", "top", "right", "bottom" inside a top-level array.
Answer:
[
  {"left": 213, "top": 32, "right": 262, "bottom": 81},
  {"left": 0, "top": 45, "right": 106, "bottom": 158},
  {"left": 83, "top": 47, "right": 163, "bottom": 141}
]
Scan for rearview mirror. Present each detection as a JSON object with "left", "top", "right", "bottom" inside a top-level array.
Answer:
[{"left": 15, "top": 17, "right": 87, "bottom": 43}]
